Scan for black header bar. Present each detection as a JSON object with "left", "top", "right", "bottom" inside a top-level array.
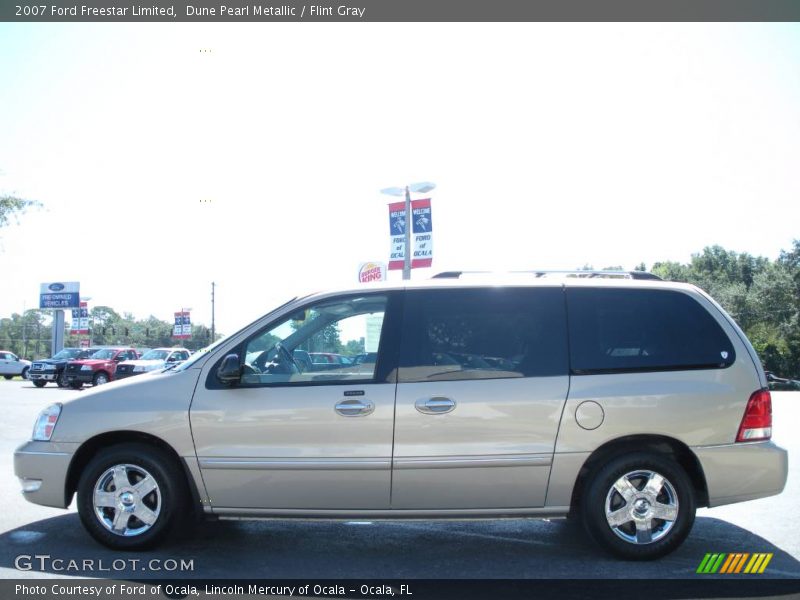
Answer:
[{"left": 4, "top": 0, "right": 800, "bottom": 22}]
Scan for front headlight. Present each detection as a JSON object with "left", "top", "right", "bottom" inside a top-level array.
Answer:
[
  {"left": 80, "top": 365, "right": 92, "bottom": 371},
  {"left": 32, "top": 404, "right": 62, "bottom": 441},
  {"left": 133, "top": 365, "right": 146, "bottom": 372}
]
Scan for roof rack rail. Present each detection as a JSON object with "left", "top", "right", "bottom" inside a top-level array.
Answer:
[{"left": 431, "top": 270, "right": 663, "bottom": 281}]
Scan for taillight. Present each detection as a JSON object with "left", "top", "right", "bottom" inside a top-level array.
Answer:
[{"left": 736, "top": 389, "right": 772, "bottom": 442}]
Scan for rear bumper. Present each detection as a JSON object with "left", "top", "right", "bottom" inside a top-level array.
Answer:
[
  {"left": 694, "top": 441, "right": 788, "bottom": 507},
  {"left": 14, "top": 441, "right": 80, "bottom": 509}
]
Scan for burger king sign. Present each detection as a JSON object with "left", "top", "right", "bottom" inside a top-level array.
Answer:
[{"left": 358, "top": 262, "right": 387, "bottom": 283}]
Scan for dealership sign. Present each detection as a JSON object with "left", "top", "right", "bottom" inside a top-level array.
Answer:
[
  {"left": 173, "top": 311, "right": 191, "bottom": 339},
  {"left": 39, "top": 281, "right": 80, "bottom": 309},
  {"left": 70, "top": 301, "right": 89, "bottom": 334},
  {"left": 358, "top": 262, "right": 387, "bottom": 283},
  {"left": 388, "top": 198, "right": 433, "bottom": 270}
]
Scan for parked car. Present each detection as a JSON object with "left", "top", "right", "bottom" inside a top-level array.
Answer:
[
  {"left": 115, "top": 348, "right": 191, "bottom": 379},
  {"left": 308, "top": 352, "right": 354, "bottom": 367},
  {"left": 64, "top": 347, "right": 140, "bottom": 389},
  {"left": 14, "top": 272, "right": 788, "bottom": 559},
  {"left": 28, "top": 347, "right": 99, "bottom": 388},
  {"left": 0, "top": 351, "right": 31, "bottom": 379},
  {"left": 765, "top": 371, "right": 800, "bottom": 391}
]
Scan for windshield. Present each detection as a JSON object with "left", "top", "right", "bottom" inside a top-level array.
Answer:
[
  {"left": 172, "top": 296, "right": 300, "bottom": 373},
  {"left": 90, "top": 349, "right": 117, "bottom": 360},
  {"left": 141, "top": 350, "right": 169, "bottom": 360},
  {"left": 52, "top": 348, "right": 83, "bottom": 360},
  {"left": 171, "top": 338, "right": 227, "bottom": 371}
]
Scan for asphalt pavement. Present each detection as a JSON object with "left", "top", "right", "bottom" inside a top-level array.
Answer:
[{"left": 0, "top": 379, "right": 798, "bottom": 581}]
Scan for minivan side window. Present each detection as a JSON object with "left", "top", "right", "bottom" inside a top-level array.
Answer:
[
  {"left": 240, "top": 294, "right": 388, "bottom": 386},
  {"left": 567, "top": 288, "right": 736, "bottom": 374},
  {"left": 399, "top": 287, "right": 568, "bottom": 382}
]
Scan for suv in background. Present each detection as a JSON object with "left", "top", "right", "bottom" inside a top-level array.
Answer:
[
  {"left": 64, "top": 347, "right": 139, "bottom": 389},
  {"left": 28, "top": 347, "right": 98, "bottom": 388},
  {"left": 0, "top": 351, "right": 31, "bottom": 380},
  {"left": 115, "top": 348, "right": 191, "bottom": 379},
  {"left": 14, "top": 272, "right": 788, "bottom": 559}
]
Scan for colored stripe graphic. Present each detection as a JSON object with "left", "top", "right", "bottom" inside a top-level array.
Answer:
[
  {"left": 697, "top": 553, "right": 726, "bottom": 573},
  {"left": 698, "top": 553, "right": 772, "bottom": 574}
]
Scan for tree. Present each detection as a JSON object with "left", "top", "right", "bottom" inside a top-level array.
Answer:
[
  {"left": 0, "top": 195, "right": 41, "bottom": 229},
  {"left": 654, "top": 245, "right": 799, "bottom": 377},
  {"left": 344, "top": 338, "right": 365, "bottom": 356}
]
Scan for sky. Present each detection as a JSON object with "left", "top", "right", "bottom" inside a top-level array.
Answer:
[{"left": 1, "top": 23, "right": 799, "bottom": 336}]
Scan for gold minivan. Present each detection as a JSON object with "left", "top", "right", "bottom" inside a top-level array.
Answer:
[{"left": 14, "top": 273, "right": 788, "bottom": 559}]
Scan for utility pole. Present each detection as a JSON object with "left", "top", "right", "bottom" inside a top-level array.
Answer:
[
  {"left": 211, "top": 281, "right": 216, "bottom": 343},
  {"left": 402, "top": 186, "right": 412, "bottom": 280}
]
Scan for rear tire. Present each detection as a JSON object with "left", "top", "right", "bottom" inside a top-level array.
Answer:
[
  {"left": 77, "top": 443, "right": 191, "bottom": 550},
  {"left": 33, "top": 381, "right": 46, "bottom": 388},
  {"left": 580, "top": 452, "right": 695, "bottom": 560},
  {"left": 3, "top": 375, "right": 11, "bottom": 380}
]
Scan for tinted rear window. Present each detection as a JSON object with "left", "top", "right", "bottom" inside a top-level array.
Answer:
[
  {"left": 399, "top": 287, "right": 568, "bottom": 382},
  {"left": 567, "top": 288, "right": 735, "bottom": 374}
]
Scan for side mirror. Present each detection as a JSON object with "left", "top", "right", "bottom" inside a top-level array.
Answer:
[{"left": 217, "top": 354, "right": 242, "bottom": 384}]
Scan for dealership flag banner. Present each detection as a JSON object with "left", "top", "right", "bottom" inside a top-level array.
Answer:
[
  {"left": 70, "top": 301, "right": 89, "bottom": 335},
  {"left": 388, "top": 198, "right": 433, "bottom": 270},
  {"left": 173, "top": 311, "right": 191, "bottom": 339}
]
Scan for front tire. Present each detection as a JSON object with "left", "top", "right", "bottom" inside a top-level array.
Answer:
[
  {"left": 93, "top": 372, "right": 109, "bottom": 386},
  {"left": 33, "top": 380, "right": 47, "bottom": 388},
  {"left": 3, "top": 375, "right": 11, "bottom": 380},
  {"left": 77, "top": 443, "right": 190, "bottom": 550},
  {"left": 70, "top": 382, "right": 82, "bottom": 389},
  {"left": 580, "top": 452, "right": 695, "bottom": 560},
  {"left": 57, "top": 371, "right": 69, "bottom": 388},
  {"left": 21, "top": 367, "right": 29, "bottom": 380}
]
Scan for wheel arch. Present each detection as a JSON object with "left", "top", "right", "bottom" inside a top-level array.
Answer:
[
  {"left": 569, "top": 434, "right": 709, "bottom": 515},
  {"left": 65, "top": 430, "right": 202, "bottom": 516}
]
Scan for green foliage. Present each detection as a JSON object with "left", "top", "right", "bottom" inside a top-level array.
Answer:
[
  {"left": 0, "top": 195, "right": 42, "bottom": 229},
  {"left": 0, "top": 307, "right": 219, "bottom": 358},
  {"left": 344, "top": 338, "right": 365, "bottom": 356},
  {"left": 654, "top": 242, "right": 800, "bottom": 378}
]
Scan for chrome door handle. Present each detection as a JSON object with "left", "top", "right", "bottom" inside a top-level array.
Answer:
[
  {"left": 335, "top": 399, "right": 375, "bottom": 417},
  {"left": 415, "top": 397, "right": 456, "bottom": 415}
]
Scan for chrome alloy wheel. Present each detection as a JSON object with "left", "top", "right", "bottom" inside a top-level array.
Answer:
[
  {"left": 93, "top": 464, "right": 161, "bottom": 537},
  {"left": 604, "top": 469, "right": 679, "bottom": 545}
]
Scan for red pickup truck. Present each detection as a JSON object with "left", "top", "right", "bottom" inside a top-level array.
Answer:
[{"left": 64, "top": 347, "right": 140, "bottom": 389}]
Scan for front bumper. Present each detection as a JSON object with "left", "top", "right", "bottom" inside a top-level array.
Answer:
[
  {"left": 14, "top": 441, "right": 80, "bottom": 509},
  {"left": 114, "top": 370, "right": 141, "bottom": 379},
  {"left": 28, "top": 372, "right": 57, "bottom": 381},
  {"left": 66, "top": 373, "right": 95, "bottom": 384},
  {"left": 695, "top": 441, "right": 788, "bottom": 507}
]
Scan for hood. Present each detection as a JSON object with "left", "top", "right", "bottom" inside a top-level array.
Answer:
[
  {"left": 34, "top": 358, "right": 69, "bottom": 366},
  {"left": 120, "top": 359, "right": 165, "bottom": 367},
  {"left": 69, "top": 359, "right": 115, "bottom": 367},
  {"left": 47, "top": 367, "right": 203, "bottom": 448}
]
